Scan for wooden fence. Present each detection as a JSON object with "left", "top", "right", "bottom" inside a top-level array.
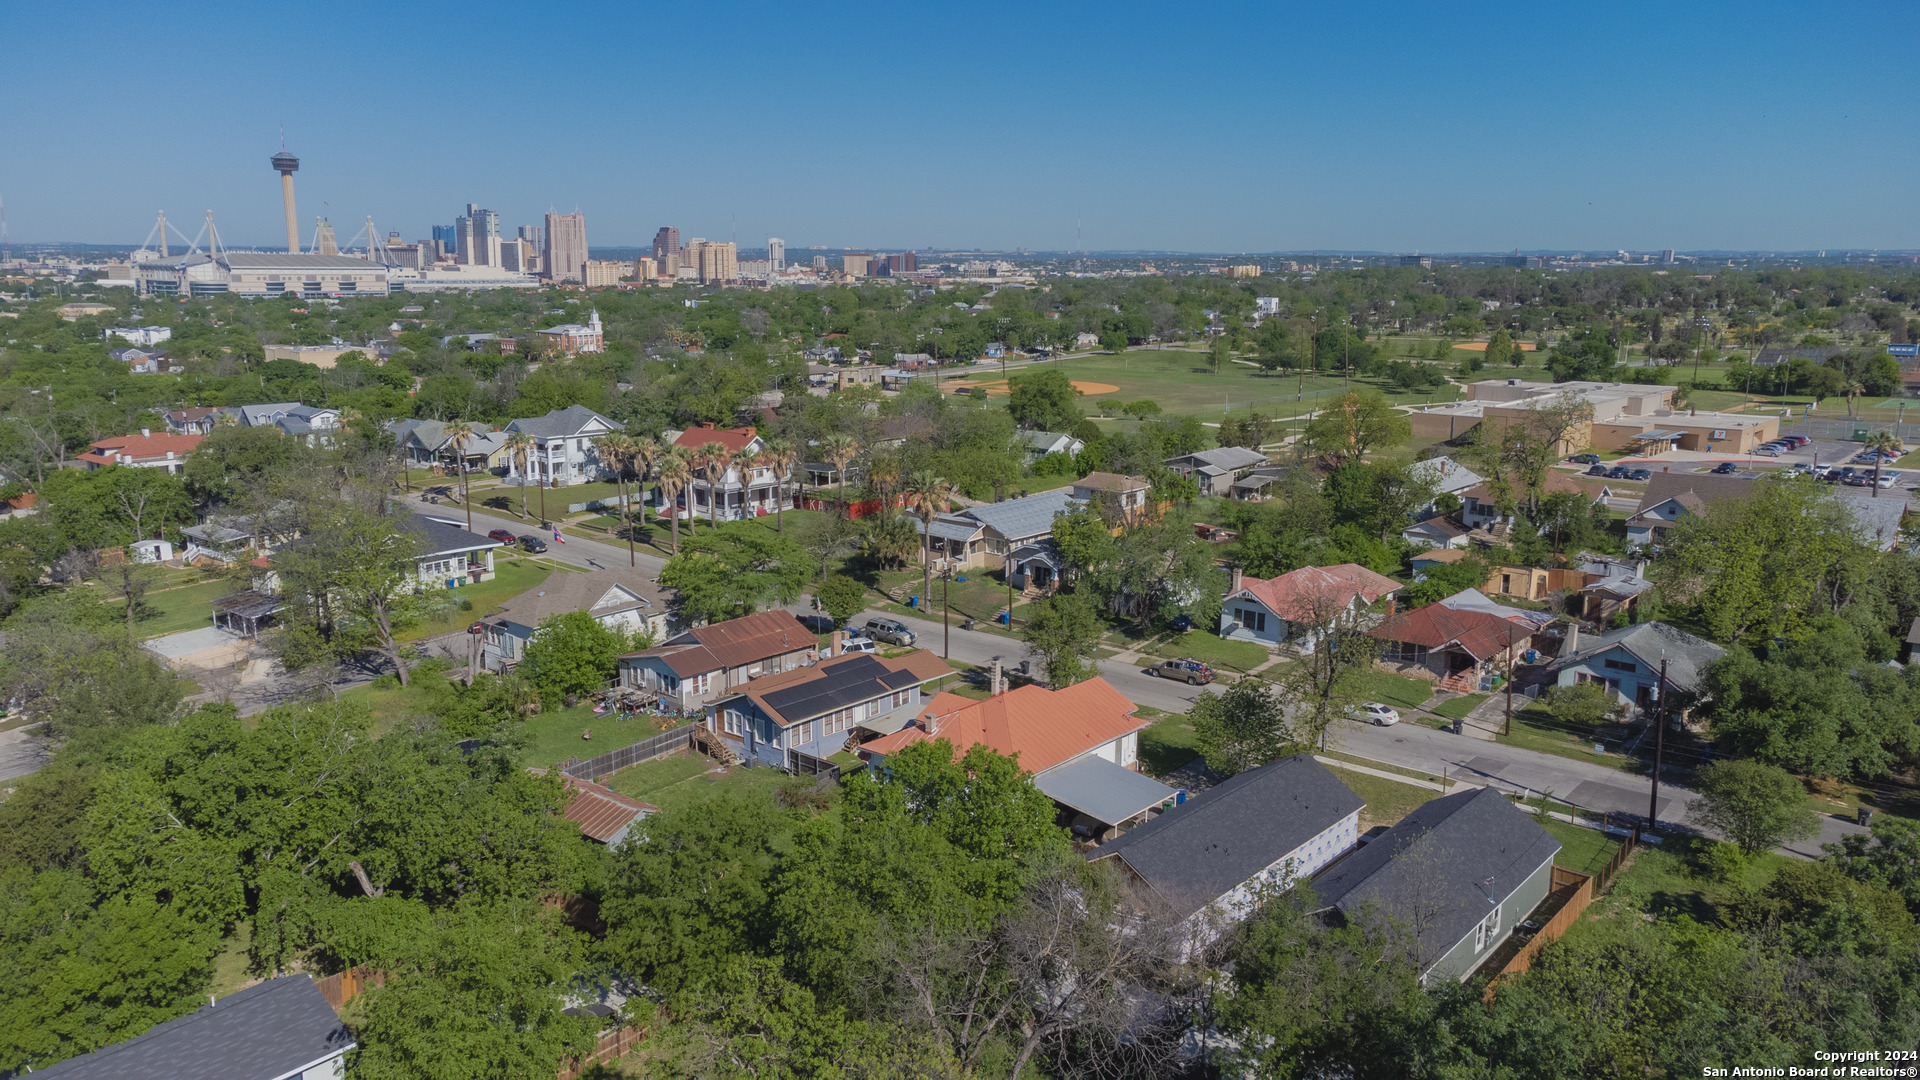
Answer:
[
  {"left": 1484, "top": 834, "right": 1637, "bottom": 996},
  {"left": 785, "top": 748, "right": 842, "bottom": 780},
  {"left": 314, "top": 964, "right": 385, "bottom": 1011},
  {"left": 557, "top": 1021, "right": 650, "bottom": 1079},
  {"left": 558, "top": 723, "right": 697, "bottom": 783}
]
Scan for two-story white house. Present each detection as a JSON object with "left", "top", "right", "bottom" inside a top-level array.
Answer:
[
  {"left": 668, "top": 424, "right": 786, "bottom": 522},
  {"left": 505, "top": 405, "right": 624, "bottom": 488}
]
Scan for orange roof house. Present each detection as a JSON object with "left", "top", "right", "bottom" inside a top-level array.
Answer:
[
  {"left": 78, "top": 429, "right": 204, "bottom": 473},
  {"left": 861, "top": 677, "right": 1148, "bottom": 776},
  {"left": 671, "top": 424, "right": 761, "bottom": 453}
]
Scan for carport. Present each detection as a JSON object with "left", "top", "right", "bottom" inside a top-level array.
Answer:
[
  {"left": 1034, "top": 755, "right": 1179, "bottom": 841},
  {"left": 1628, "top": 429, "right": 1686, "bottom": 453}
]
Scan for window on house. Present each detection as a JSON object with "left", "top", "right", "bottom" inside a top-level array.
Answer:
[
  {"left": 1235, "top": 608, "right": 1267, "bottom": 632},
  {"left": 722, "top": 709, "right": 742, "bottom": 736},
  {"left": 1603, "top": 658, "right": 1637, "bottom": 673},
  {"left": 792, "top": 720, "right": 811, "bottom": 745},
  {"left": 692, "top": 673, "right": 711, "bottom": 694},
  {"left": 1474, "top": 903, "right": 1503, "bottom": 951}
]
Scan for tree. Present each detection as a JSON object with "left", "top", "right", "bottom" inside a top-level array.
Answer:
[
  {"left": 816, "top": 574, "right": 868, "bottom": 627},
  {"left": 762, "top": 437, "right": 797, "bottom": 534},
  {"left": 1484, "top": 327, "right": 1515, "bottom": 369},
  {"left": 1300, "top": 390, "right": 1410, "bottom": 466},
  {"left": 821, "top": 432, "right": 858, "bottom": 515},
  {"left": 902, "top": 470, "right": 950, "bottom": 610},
  {"left": 1689, "top": 759, "right": 1820, "bottom": 854},
  {"left": 694, "top": 441, "right": 733, "bottom": 527},
  {"left": 655, "top": 447, "right": 691, "bottom": 551},
  {"left": 1005, "top": 368, "right": 1082, "bottom": 432},
  {"left": 658, "top": 522, "right": 817, "bottom": 625},
  {"left": 93, "top": 558, "right": 164, "bottom": 634},
  {"left": 1541, "top": 682, "right": 1621, "bottom": 727},
  {"left": 517, "top": 610, "right": 623, "bottom": 707},
  {"left": 503, "top": 430, "right": 535, "bottom": 518},
  {"left": 183, "top": 423, "right": 302, "bottom": 508},
  {"left": 1019, "top": 590, "right": 1103, "bottom": 687},
  {"left": 1189, "top": 679, "right": 1299, "bottom": 775},
  {"left": 1864, "top": 429, "right": 1902, "bottom": 497},
  {"left": 350, "top": 905, "right": 595, "bottom": 1080},
  {"left": 1826, "top": 816, "right": 1920, "bottom": 913},
  {"left": 271, "top": 502, "right": 434, "bottom": 687},
  {"left": 1404, "top": 551, "right": 1491, "bottom": 607}
]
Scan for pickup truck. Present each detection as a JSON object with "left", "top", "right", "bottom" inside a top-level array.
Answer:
[{"left": 1148, "top": 658, "right": 1215, "bottom": 685}]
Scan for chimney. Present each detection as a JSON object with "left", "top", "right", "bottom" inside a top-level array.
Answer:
[
  {"left": 1228, "top": 564, "right": 1243, "bottom": 594},
  {"left": 141, "top": 427, "right": 150, "bottom": 437},
  {"left": 829, "top": 630, "right": 845, "bottom": 656},
  {"left": 1563, "top": 621, "right": 1580, "bottom": 655},
  {"left": 990, "top": 658, "right": 1003, "bottom": 696}
]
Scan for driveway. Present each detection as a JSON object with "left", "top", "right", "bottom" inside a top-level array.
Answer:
[{"left": 0, "top": 723, "right": 49, "bottom": 782}]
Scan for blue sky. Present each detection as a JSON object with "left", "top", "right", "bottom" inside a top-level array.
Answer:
[{"left": 2, "top": 1, "right": 1915, "bottom": 251}]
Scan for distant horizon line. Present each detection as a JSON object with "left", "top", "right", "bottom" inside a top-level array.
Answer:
[{"left": 13, "top": 241, "right": 1920, "bottom": 260}]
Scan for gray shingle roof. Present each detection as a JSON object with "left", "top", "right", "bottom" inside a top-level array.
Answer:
[
  {"left": 228, "top": 402, "right": 303, "bottom": 427},
  {"left": 960, "top": 488, "right": 1080, "bottom": 542},
  {"left": 32, "top": 975, "right": 354, "bottom": 1079},
  {"left": 1308, "top": 786, "right": 1560, "bottom": 968},
  {"left": 1171, "top": 446, "right": 1270, "bottom": 472},
  {"left": 506, "top": 404, "right": 622, "bottom": 439},
  {"left": 407, "top": 512, "right": 504, "bottom": 557},
  {"left": 1091, "top": 753, "right": 1363, "bottom": 920},
  {"left": 494, "top": 567, "right": 668, "bottom": 627},
  {"left": 1546, "top": 620, "right": 1725, "bottom": 693}
]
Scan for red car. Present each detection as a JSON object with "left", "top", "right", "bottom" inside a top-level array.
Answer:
[{"left": 487, "top": 528, "right": 516, "bottom": 544}]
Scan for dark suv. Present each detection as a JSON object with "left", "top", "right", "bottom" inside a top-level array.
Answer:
[{"left": 517, "top": 534, "right": 548, "bottom": 553}]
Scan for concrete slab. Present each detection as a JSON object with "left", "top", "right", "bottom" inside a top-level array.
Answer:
[{"left": 143, "top": 626, "right": 236, "bottom": 659}]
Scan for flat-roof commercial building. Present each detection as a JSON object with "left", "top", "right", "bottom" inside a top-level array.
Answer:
[
  {"left": 134, "top": 251, "right": 390, "bottom": 298},
  {"left": 1408, "top": 378, "right": 1780, "bottom": 455}
]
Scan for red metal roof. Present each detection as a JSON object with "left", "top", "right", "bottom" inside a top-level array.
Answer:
[
  {"left": 1368, "top": 602, "right": 1532, "bottom": 661},
  {"left": 672, "top": 424, "right": 759, "bottom": 452},
  {"left": 561, "top": 775, "right": 657, "bottom": 843},
  {"left": 622, "top": 608, "right": 815, "bottom": 677}
]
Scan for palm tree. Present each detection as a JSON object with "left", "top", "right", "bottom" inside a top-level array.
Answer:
[
  {"left": 1864, "top": 429, "right": 1903, "bottom": 498},
  {"left": 762, "top": 437, "right": 797, "bottom": 534},
  {"left": 594, "top": 433, "right": 635, "bottom": 562},
  {"left": 903, "top": 470, "right": 951, "bottom": 611},
  {"left": 1845, "top": 379, "right": 1865, "bottom": 419},
  {"left": 655, "top": 450, "right": 691, "bottom": 553},
  {"left": 443, "top": 423, "right": 475, "bottom": 532},
  {"left": 696, "top": 442, "right": 734, "bottom": 528},
  {"left": 867, "top": 450, "right": 902, "bottom": 509},
  {"left": 504, "top": 430, "right": 535, "bottom": 517},
  {"left": 822, "top": 433, "right": 858, "bottom": 516}
]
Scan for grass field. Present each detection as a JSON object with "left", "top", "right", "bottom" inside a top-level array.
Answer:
[
  {"left": 121, "top": 578, "right": 239, "bottom": 639},
  {"left": 1541, "top": 818, "right": 1623, "bottom": 876},
  {"left": 1138, "top": 713, "right": 1202, "bottom": 777},
  {"left": 1497, "top": 706, "right": 1632, "bottom": 771},
  {"left": 517, "top": 704, "right": 673, "bottom": 769},
  {"left": 399, "top": 558, "right": 552, "bottom": 642},
  {"left": 1326, "top": 764, "right": 1435, "bottom": 828},
  {"left": 603, "top": 751, "right": 799, "bottom": 812},
  {"left": 1346, "top": 669, "right": 1435, "bottom": 711},
  {"left": 1431, "top": 693, "right": 1489, "bottom": 721},
  {"left": 1147, "top": 632, "right": 1272, "bottom": 673},
  {"left": 1569, "top": 835, "right": 1791, "bottom": 931}
]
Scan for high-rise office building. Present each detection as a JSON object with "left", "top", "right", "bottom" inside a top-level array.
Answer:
[
  {"left": 698, "top": 242, "right": 737, "bottom": 284},
  {"left": 812, "top": 255, "right": 827, "bottom": 270},
  {"left": 501, "top": 238, "right": 529, "bottom": 273},
  {"left": 652, "top": 226, "right": 679, "bottom": 262},
  {"left": 681, "top": 238, "right": 707, "bottom": 278},
  {"left": 454, "top": 204, "right": 501, "bottom": 266},
  {"left": 544, "top": 211, "right": 588, "bottom": 283},
  {"left": 842, "top": 254, "right": 870, "bottom": 276},
  {"left": 886, "top": 251, "right": 916, "bottom": 274},
  {"left": 582, "top": 259, "right": 626, "bottom": 287},
  {"left": 767, "top": 237, "right": 785, "bottom": 271},
  {"left": 432, "top": 223, "right": 458, "bottom": 260},
  {"left": 1660, "top": 248, "right": 1676, "bottom": 265},
  {"left": 519, "top": 224, "right": 545, "bottom": 250}
]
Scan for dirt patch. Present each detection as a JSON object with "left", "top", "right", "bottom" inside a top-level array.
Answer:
[
  {"left": 1453, "top": 341, "right": 1538, "bottom": 351},
  {"left": 968, "top": 379, "right": 1123, "bottom": 396}
]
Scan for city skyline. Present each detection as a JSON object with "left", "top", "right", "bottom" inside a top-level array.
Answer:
[{"left": 2, "top": 2, "right": 1916, "bottom": 251}]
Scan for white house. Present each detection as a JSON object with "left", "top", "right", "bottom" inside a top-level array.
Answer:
[
  {"left": 669, "top": 424, "right": 785, "bottom": 522},
  {"left": 103, "top": 324, "right": 173, "bottom": 347},
  {"left": 1220, "top": 563, "right": 1402, "bottom": 651},
  {"left": 504, "top": 405, "right": 624, "bottom": 488}
]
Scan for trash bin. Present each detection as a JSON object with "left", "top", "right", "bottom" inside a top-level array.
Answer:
[
  {"left": 998, "top": 611, "right": 1011, "bottom": 625},
  {"left": 908, "top": 595, "right": 918, "bottom": 609},
  {"left": 1859, "top": 807, "right": 1875, "bottom": 827}
]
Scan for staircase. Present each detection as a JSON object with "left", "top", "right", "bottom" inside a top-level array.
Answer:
[
  {"left": 692, "top": 726, "right": 741, "bottom": 767},
  {"left": 1436, "top": 671, "right": 1480, "bottom": 694}
]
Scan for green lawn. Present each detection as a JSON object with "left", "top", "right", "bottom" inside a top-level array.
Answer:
[
  {"left": 603, "top": 752, "right": 800, "bottom": 812},
  {"left": 1346, "top": 669, "right": 1435, "bottom": 711},
  {"left": 1147, "top": 632, "right": 1272, "bottom": 673},
  {"left": 517, "top": 705, "right": 671, "bottom": 769},
  {"left": 1430, "top": 693, "right": 1489, "bottom": 721},
  {"left": 1321, "top": 750, "right": 1446, "bottom": 786},
  {"left": 1496, "top": 706, "right": 1633, "bottom": 771},
  {"left": 1021, "top": 350, "right": 1462, "bottom": 425},
  {"left": 1138, "top": 713, "right": 1202, "bottom": 777},
  {"left": 1326, "top": 764, "right": 1436, "bottom": 828},
  {"left": 1541, "top": 818, "right": 1623, "bottom": 876},
  {"left": 399, "top": 557, "right": 553, "bottom": 642},
  {"left": 122, "top": 578, "right": 242, "bottom": 639},
  {"left": 1569, "top": 834, "right": 1792, "bottom": 931}
]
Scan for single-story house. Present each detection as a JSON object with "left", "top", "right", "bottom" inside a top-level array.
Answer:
[
  {"left": 618, "top": 608, "right": 819, "bottom": 714},
  {"left": 1411, "top": 455, "right": 1486, "bottom": 501},
  {"left": 77, "top": 429, "right": 203, "bottom": 474},
  {"left": 407, "top": 513, "right": 503, "bottom": 587},
  {"left": 561, "top": 775, "right": 658, "bottom": 846},
  {"left": 1402, "top": 515, "right": 1471, "bottom": 550},
  {"left": 914, "top": 487, "right": 1082, "bottom": 572},
  {"left": 1220, "top": 563, "right": 1402, "bottom": 652},
  {"left": 1019, "top": 430, "right": 1085, "bottom": 461},
  {"left": 861, "top": 674, "right": 1173, "bottom": 839},
  {"left": 483, "top": 567, "right": 675, "bottom": 673},
  {"left": 1544, "top": 620, "right": 1724, "bottom": 714},
  {"left": 708, "top": 649, "right": 953, "bottom": 769},
  {"left": 1460, "top": 470, "right": 1608, "bottom": 531},
  {"left": 1309, "top": 785, "right": 1561, "bottom": 984},
  {"left": 1369, "top": 590, "right": 1539, "bottom": 687},
  {"left": 1411, "top": 548, "right": 1470, "bottom": 574},
  {"left": 1165, "top": 446, "right": 1272, "bottom": 496},
  {"left": 1627, "top": 471, "right": 1910, "bottom": 552},
  {"left": 1089, "top": 753, "right": 1363, "bottom": 952},
  {"left": 29, "top": 974, "right": 355, "bottom": 1079},
  {"left": 1006, "top": 537, "right": 1066, "bottom": 592}
]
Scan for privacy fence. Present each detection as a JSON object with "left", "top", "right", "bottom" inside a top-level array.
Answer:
[{"left": 557, "top": 723, "right": 698, "bottom": 783}]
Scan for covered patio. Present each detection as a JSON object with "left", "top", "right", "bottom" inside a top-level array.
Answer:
[{"left": 211, "top": 589, "right": 286, "bottom": 639}]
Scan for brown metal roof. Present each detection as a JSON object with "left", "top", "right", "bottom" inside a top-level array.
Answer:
[
  {"left": 622, "top": 609, "right": 816, "bottom": 677},
  {"left": 561, "top": 776, "right": 658, "bottom": 843}
]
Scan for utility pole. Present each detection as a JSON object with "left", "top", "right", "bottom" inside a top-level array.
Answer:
[
  {"left": 1503, "top": 649, "right": 1515, "bottom": 736},
  {"left": 942, "top": 566, "right": 951, "bottom": 659},
  {"left": 1647, "top": 655, "right": 1670, "bottom": 830}
]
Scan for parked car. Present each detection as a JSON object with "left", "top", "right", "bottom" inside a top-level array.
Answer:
[
  {"left": 1844, "top": 473, "right": 1871, "bottom": 486},
  {"left": 1878, "top": 470, "right": 1901, "bottom": 488},
  {"left": 1752, "top": 445, "right": 1780, "bottom": 457},
  {"left": 863, "top": 617, "right": 916, "bottom": 646},
  {"left": 1149, "top": 658, "right": 1214, "bottom": 685},
  {"left": 1711, "top": 462, "right": 1738, "bottom": 474},
  {"left": 1569, "top": 453, "right": 1600, "bottom": 465},
  {"left": 1783, "top": 434, "right": 1811, "bottom": 447},
  {"left": 839, "top": 635, "right": 878, "bottom": 654},
  {"left": 1606, "top": 465, "right": 1633, "bottom": 479},
  {"left": 1168, "top": 613, "right": 1195, "bottom": 632},
  {"left": 1350, "top": 702, "right": 1401, "bottom": 726},
  {"left": 1791, "top": 462, "right": 1818, "bottom": 475},
  {"left": 517, "top": 534, "right": 547, "bottom": 553},
  {"left": 486, "top": 528, "right": 517, "bottom": 544},
  {"left": 1628, "top": 468, "right": 1652, "bottom": 481},
  {"left": 1586, "top": 464, "right": 1610, "bottom": 476},
  {"left": 1809, "top": 461, "right": 1834, "bottom": 476}
]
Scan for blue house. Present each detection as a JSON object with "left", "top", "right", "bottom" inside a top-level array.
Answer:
[
  {"left": 706, "top": 649, "right": 953, "bottom": 769},
  {"left": 1219, "top": 563, "right": 1401, "bottom": 653},
  {"left": 1544, "top": 621, "right": 1724, "bottom": 714}
]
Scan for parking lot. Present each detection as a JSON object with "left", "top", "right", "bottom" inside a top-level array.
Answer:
[{"left": 1564, "top": 428, "right": 1918, "bottom": 497}]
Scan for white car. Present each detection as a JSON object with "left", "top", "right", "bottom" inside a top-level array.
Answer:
[
  {"left": 839, "top": 635, "right": 877, "bottom": 655},
  {"left": 1353, "top": 702, "right": 1400, "bottom": 726},
  {"left": 1879, "top": 470, "right": 1901, "bottom": 488}
]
